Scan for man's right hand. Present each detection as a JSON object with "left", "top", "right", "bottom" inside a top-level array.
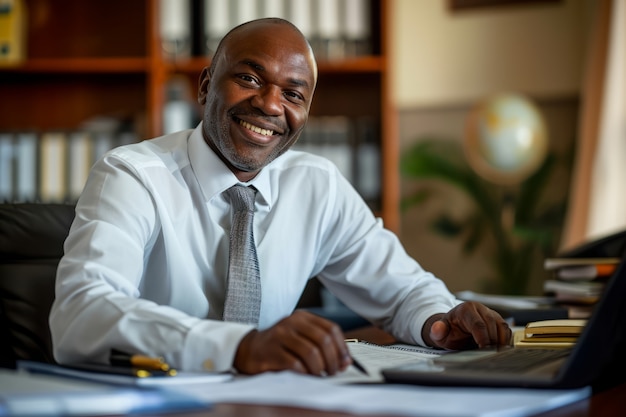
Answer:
[{"left": 233, "top": 310, "right": 352, "bottom": 376}]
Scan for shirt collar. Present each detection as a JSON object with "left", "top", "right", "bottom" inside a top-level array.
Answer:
[{"left": 188, "top": 123, "right": 273, "bottom": 209}]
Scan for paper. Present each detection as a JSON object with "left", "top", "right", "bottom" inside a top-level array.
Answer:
[
  {"left": 0, "top": 369, "right": 209, "bottom": 416},
  {"left": 333, "top": 341, "right": 442, "bottom": 384},
  {"left": 171, "top": 371, "right": 591, "bottom": 417}
]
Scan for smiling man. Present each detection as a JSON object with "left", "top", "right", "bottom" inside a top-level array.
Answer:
[{"left": 50, "top": 18, "right": 510, "bottom": 377}]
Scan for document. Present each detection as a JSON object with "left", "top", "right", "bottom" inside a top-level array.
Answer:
[{"left": 0, "top": 368, "right": 209, "bottom": 416}]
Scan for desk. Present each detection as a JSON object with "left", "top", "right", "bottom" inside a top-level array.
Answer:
[{"left": 175, "top": 326, "right": 626, "bottom": 417}]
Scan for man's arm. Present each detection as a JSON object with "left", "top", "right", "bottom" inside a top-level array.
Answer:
[{"left": 421, "top": 301, "right": 512, "bottom": 349}]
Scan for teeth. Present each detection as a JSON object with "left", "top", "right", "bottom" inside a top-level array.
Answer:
[{"left": 240, "top": 120, "right": 274, "bottom": 137}]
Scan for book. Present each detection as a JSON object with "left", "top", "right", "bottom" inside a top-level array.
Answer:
[
  {"left": 543, "top": 280, "right": 605, "bottom": 298},
  {"left": 544, "top": 257, "right": 620, "bottom": 281},
  {"left": 514, "top": 319, "right": 587, "bottom": 349},
  {"left": 544, "top": 257, "right": 621, "bottom": 270},
  {"left": 555, "top": 264, "right": 617, "bottom": 280},
  {"left": 524, "top": 319, "right": 587, "bottom": 337}
]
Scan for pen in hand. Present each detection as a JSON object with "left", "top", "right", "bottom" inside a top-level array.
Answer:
[
  {"left": 344, "top": 339, "right": 368, "bottom": 376},
  {"left": 350, "top": 356, "right": 369, "bottom": 375}
]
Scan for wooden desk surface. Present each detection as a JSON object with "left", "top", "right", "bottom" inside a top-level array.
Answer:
[{"left": 174, "top": 326, "right": 626, "bottom": 417}]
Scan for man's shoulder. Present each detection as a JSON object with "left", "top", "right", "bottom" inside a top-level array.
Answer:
[{"left": 107, "top": 130, "right": 192, "bottom": 166}]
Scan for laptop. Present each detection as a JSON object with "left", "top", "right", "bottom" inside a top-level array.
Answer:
[{"left": 382, "top": 254, "right": 626, "bottom": 389}]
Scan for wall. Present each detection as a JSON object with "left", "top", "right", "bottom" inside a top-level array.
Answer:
[
  {"left": 391, "top": 0, "right": 588, "bottom": 107},
  {"left": 390, "top": 0, "right": 590, "bottom": 294}
]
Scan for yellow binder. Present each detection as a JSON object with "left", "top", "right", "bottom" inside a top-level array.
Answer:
[{"left": 0, "top": 0, "right": 26, "bottom": 65}]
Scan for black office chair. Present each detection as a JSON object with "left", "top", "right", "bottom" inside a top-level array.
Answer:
[{"left": 0, "top": 203, "right": 75, "bottom": 369}]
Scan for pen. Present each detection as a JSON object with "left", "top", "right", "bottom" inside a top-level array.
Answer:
[
  {"left": 351, "top": 357, "right": 369, "bottom": 375},
  {"left": 344, "top": 339, "right": 369, "bottom": 376},
  {"left": 110, "top": 349, "right": 172, "bottom": 372}
]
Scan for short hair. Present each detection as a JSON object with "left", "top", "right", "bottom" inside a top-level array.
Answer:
[{"left": 209, "top": 18, "right": 312, "bottom": 76}]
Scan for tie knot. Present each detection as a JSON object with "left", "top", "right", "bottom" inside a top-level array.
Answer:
[{"left": 225, "top": 185, "right": 256, "bottom": 212}]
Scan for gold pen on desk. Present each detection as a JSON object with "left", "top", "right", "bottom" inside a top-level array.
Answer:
[{"left": 109, "top": 349, "right": 175, "bottom": 374}]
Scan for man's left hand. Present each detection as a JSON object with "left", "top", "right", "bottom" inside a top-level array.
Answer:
[{"left": 422, "top": 301, "right": 512, "bottom": 350}]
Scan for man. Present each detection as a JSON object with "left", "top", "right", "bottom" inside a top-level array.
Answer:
[{"left": 50, "top": 18, "right": 511, "bottom": 377}]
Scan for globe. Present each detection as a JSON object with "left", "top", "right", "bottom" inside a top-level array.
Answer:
[{"left": 464, "top": 93, "right": 548, "bottom": 185}]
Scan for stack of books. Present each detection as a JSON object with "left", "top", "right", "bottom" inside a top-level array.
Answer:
[
  {"left": 514, "top": 319, "right": 587, "bottom": 349},
  {"left": 542, "top": 257, "right": 621, "bottom": 318}
]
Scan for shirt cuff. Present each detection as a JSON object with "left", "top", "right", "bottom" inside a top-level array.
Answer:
[
  {"left": 409, "top": 300, "right": 463, "bottom": 348},
  {"left": 181, "top": 320, "right": 255, "bottom": 372}
]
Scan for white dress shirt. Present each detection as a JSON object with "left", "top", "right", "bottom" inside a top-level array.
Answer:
[{"left": 49, "top": 123, "right": 460, "bottom": 372}]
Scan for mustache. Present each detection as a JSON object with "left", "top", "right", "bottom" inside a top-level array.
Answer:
[{"left": 228, "top": 106, "right": 288, "bottom": 132}]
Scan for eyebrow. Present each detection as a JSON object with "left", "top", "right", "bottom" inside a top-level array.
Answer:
[{"left": 241, "top": 60, "right": 311, "bottom": 89}]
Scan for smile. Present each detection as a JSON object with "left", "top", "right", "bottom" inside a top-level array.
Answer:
[{"left": 239, "top": 119, "right": 274, "bottom": 137}]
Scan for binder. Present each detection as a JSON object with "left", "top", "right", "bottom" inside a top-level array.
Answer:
[
  {"left": 204, "top": 0, "right": 230, "bottom": 55},
  {"left": 67, "top": 131, "right": 93, "bottom": 201},
  {"left": 159, "top": 0, "right": 191, "bottom": 58},
  {"left": 0, "top": 0, "right": 26, "bottom": 66},
  {"left": 0, "top": 133, "right": 13, "bottom": 201},
  {"left": 14, "top": 132, "right": 37, "bottom": 202},
  {"left": 39, "top": 132, "right": 67, "bottom": 203}
]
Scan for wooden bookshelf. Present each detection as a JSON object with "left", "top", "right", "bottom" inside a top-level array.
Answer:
[{"left": 0, "top": 0, "right": 399, "bottom": 232}]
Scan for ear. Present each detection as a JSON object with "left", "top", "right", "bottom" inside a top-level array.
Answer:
[{"left": 198, "top": 66, "right": 211, "bottom": 105}]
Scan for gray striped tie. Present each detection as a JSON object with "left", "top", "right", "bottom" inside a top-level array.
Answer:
[{"left": 223, "top": 185, "right": 261, "bottom": 325}]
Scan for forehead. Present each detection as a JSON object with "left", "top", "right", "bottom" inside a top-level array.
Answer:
[{"left": 219, "top": 23, "right": 316, "bottom": 85}]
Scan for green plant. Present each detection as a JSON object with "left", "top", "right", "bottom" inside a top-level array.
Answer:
[{"left": 400, "top": 139, "right": 568, "bottom": 295}]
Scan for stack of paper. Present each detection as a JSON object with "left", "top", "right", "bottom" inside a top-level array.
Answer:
[{"left": 543, "top": 257, "right": 620, "bottom": 316}]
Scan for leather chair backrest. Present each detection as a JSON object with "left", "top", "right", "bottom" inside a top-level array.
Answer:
[{"left": 0, "top": 203, "right": 75, "bottom": 368}]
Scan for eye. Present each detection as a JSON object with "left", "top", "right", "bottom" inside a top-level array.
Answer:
[
  {"left": 284, "top": 90, "right": 305, "bottom": 103},
  {"left": 236, "top": 74, "right": 260, "bottom": 87}
]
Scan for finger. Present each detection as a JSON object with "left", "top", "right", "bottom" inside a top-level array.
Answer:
[
  {"left": 461, "top": 303, "right": 491, "bottom": 348},
  {"left": 298, "top": 313, "right": 350, "bottom": 375},
  {"left": 283, "top": 332, "right": 327, "bottom": 376},
  {"left": 429, "top": 319, "right": 449, "bottom": 345},
  {"left": 465, "top": 303, "right": 510, "bottom": 348},
  {"left": 476, "top": 305, "right": 512, "bottom": 346},
  {"left": 498, "top": 320, "right": 513, "bottom": 345},
  {"left": 481, "top": 309, "right": 500, "bottom": 346}
]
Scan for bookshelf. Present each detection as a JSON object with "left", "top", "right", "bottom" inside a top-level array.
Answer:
[{"left": 0, "top": 0, "right": 399, "bottom": 233}]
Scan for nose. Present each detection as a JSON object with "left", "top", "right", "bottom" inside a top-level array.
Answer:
[{"left": 250, "top": 85, "right": 283, "bottom": 116}]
